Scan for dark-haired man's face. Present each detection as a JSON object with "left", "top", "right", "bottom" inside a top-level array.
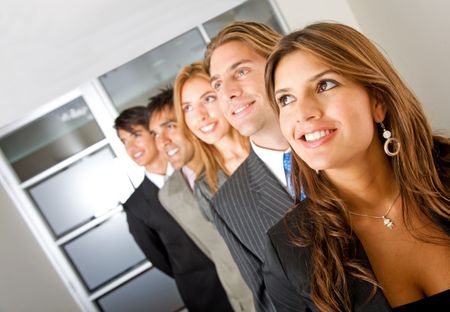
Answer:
[
  {"left": 118, "top": 125, "right": 160, "bottom": 171},
  {"left": 209, "top": 40, "right": 276, "bottom": 137},
  {"left": 149, "top": 108, "right": 194, "bottom": 169}
]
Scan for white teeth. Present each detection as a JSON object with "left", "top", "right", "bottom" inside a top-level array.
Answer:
[
  {"left": 233, "top": 104, "right": 250, "bottom": 115},
  {"left": 200, "top": 123, "right": 215, "bottom": 132},
  {"left": 133, "top": 152, "right": 143, "bottom": 158},
  {"left": 304, "top": 130, "right": 331, "bottom": 142},
  {"left": 167, "top": 148, "right": 179, "bottom": 157}
]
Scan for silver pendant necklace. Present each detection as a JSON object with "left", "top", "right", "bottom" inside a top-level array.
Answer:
[{"left": 349, "top": 193, "right": 401, "bottom": 230}]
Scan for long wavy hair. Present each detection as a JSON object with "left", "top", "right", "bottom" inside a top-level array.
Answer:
[
  {"left": 174, "top": 61, "right": 249, "bottom": 192},
  {"left": 265, "top": 22, "right": 450, "bottom": 312}
]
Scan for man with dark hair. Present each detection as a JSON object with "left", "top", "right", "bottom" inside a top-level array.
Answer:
[
  {"left": 114, "top": 106, "right": 174, "bottom": 277},
  {"left": 147, "top": 87, "right": 233, "bottom": 311},
  {"left": 116, "top": 89, "right": 232, "bottom": 311}
]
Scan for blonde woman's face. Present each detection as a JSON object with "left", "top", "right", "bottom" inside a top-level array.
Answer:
[
  {"left": 273, "top": 50, "right": 386, "bottom": 172},
  {"left": 181, "top": 77, "right": 231, "bottom": 145}
]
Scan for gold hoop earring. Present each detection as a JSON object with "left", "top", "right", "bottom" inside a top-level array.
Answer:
[{"left": 380, "top": 122, "right": 400, "bottom": 156}]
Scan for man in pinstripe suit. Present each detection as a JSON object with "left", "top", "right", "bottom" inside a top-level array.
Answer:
[{"left": 203, "top": 22, "right": 295, "bottom": 311}]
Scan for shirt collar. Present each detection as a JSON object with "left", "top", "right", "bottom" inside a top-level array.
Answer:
[
  {"left": 250, "top": 140, "right": 290, "bottom": 187},
  {"left": 145, "top": 163, "right": 174, "bottom": 189},
  {"left": 181, "top": 165, "right": 196, "bottom": 191}
]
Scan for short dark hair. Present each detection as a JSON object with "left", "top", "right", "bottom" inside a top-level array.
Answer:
[
  {"left": 113, "top": 106, "right": 149, "bottom": 133},
  {"left": 147, "top": 86, "right": 174, "bottom": 119}
]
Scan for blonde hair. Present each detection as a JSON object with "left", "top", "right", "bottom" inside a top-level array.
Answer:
[
  {"left": 265, "top": 22, "right": 450, "bottom": 312},
  {"left": 174, "top": 61, "right": 249, "bottom": 192},
  {"left": 204, "top": 21, "right": 281, "bottom": 74}
]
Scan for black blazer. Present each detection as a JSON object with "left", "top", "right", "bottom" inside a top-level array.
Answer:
[
  {"left": 211, "top": 149, "right": 294, "bottom": 312},
  {"left": 124, "top": 177, "right": 233, "bottom": 312},
  {"left": 263, "top": 204, "right": 393, "bottom": 312}
]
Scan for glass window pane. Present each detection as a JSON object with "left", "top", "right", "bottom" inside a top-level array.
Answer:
[
  {"left": 203, "top": 0, "right": 283, "bottom": 38},
  {"left": 99, "top": 29, "right": 206, "bottom": 112},
  {"left": 0, "top": 97, "right": 105, "bottom": 182},
  {"left": 63, "top": 212, "right": 146, "bottom": 291},
  {"left": 97, "top": 268, "right": 184, "bottom": 312},
  {"left": 28, "top": 147, "right": 134, "bottom": 237}
]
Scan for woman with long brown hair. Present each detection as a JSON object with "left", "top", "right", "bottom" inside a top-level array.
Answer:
[{"left": 264, "top": 22, "right": 449, "bottom": 311}]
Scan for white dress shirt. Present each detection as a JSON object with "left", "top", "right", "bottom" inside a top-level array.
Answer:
[
  {"left": 145, "top": 163, "right": 174, "bottom": 189},
  {"left": 250, "top": 140, "right": 290, "bottom": 188}
]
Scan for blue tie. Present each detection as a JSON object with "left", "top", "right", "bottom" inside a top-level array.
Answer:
[
  {"left": 283, "top": 152, "right": 295, "bottom": 198},
  {"left": 283, "top": 152, "right": 306, "bottom": 200}
]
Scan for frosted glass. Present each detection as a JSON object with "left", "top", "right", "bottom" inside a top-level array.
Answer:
[
  {"left": 97, "top": 268, "right": 184, "bottom": 312},
  {"left": 100, "top": 29, "right": 206, "bottom": 111},
  {"left": 28, "top": 147, "right": 134, "bottom": 237},
  {"left": 0, "top": 97, "right": 104, "bottom": 182},
  {"left": 63, "top": 212, "right": 146, "bottom": 291}
]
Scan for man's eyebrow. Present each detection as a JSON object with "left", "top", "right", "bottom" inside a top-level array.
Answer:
[
  {"left": 160, "top": 119, "right": 177, "bottom": 127},
  {"left": 210, "top": 59, "right": 253, "bottom": 83}
]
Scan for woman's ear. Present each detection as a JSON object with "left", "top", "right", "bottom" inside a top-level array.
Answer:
[{"left": 371, "top": 92, "right": 387, "bottom": 122}]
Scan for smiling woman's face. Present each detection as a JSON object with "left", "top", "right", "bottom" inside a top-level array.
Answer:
[
  {"left": 181, "top": 77, "right": 230, "bottom": 145},
  {"left": 274, "top": 50, "right": 386, "bottom": 172}
]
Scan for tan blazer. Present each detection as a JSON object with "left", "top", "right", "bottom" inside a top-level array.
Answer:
[{"left": 159, "top": 169, "right": 255, "bottom": 312}]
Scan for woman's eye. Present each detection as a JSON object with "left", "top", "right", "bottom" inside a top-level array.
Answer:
[
  {"left": 182, "top": 104, "right": 193, "bottom": 112},
  {"left": 204, "top": 95, "right": 216, "bottom": 103},
  {"left": 277, "top": 94, "right": 295, "bottom": 107},
  {"left": 317, "top": 80, "right": 337, "bottom": 93}
]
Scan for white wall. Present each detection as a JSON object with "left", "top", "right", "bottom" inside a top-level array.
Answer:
[
  {"left": 0, "top": 182, "right": 80, "bottom": 312},
  {"left": 0, "top": 0, "right": 244, "bottom": 129},
  {"left": 347, "top": 0, "right": 450, "bottom": 134},
  {"left": 276, "top": 0, "right": 359, "bottom": 30}
]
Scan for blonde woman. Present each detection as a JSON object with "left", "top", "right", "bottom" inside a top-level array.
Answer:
[
  {"left": 171, "top": 61, "right": 254, "bottom": 311},
  {"left": 174, "top": 61, "right": 250, "bottom": 220}
]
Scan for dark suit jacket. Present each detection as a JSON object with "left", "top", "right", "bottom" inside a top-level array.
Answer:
[
  {"left": 124, "top": 177, "right": 233, "bottom": 312},
  {"left": 263, "top": 202, "right": 393, "bottom": 312},
  {"left": 211, "top": 149, "right": 294, "bottom": 312}
]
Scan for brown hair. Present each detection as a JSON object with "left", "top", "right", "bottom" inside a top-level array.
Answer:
[
  {"left": 265, "top": 22, "right": 450, "bottom": 311},
  {"left": 114, "top": 106, "right": 149, "bottom": 133},
  {"left": 204, "top": 21, "right": 282, "bottom": 75},
  {"left": 174, "top": 61, "right": 249, "bottom": 192}
]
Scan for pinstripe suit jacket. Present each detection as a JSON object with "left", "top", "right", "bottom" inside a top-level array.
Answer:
[{"left": 211, "top": 148, "right": 294, "bottom": 312}]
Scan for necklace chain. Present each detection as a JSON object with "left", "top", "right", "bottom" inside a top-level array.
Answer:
[{"left": 349, "top": 192, "right": 401, "bottom": 230}]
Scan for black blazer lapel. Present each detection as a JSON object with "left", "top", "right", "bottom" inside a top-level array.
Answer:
[
  {"left": 247, "top": 150, "right": 294, "bottom": 221},
  {"left": 213, "top": 149, "right": 294, "bottom": 262}
]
